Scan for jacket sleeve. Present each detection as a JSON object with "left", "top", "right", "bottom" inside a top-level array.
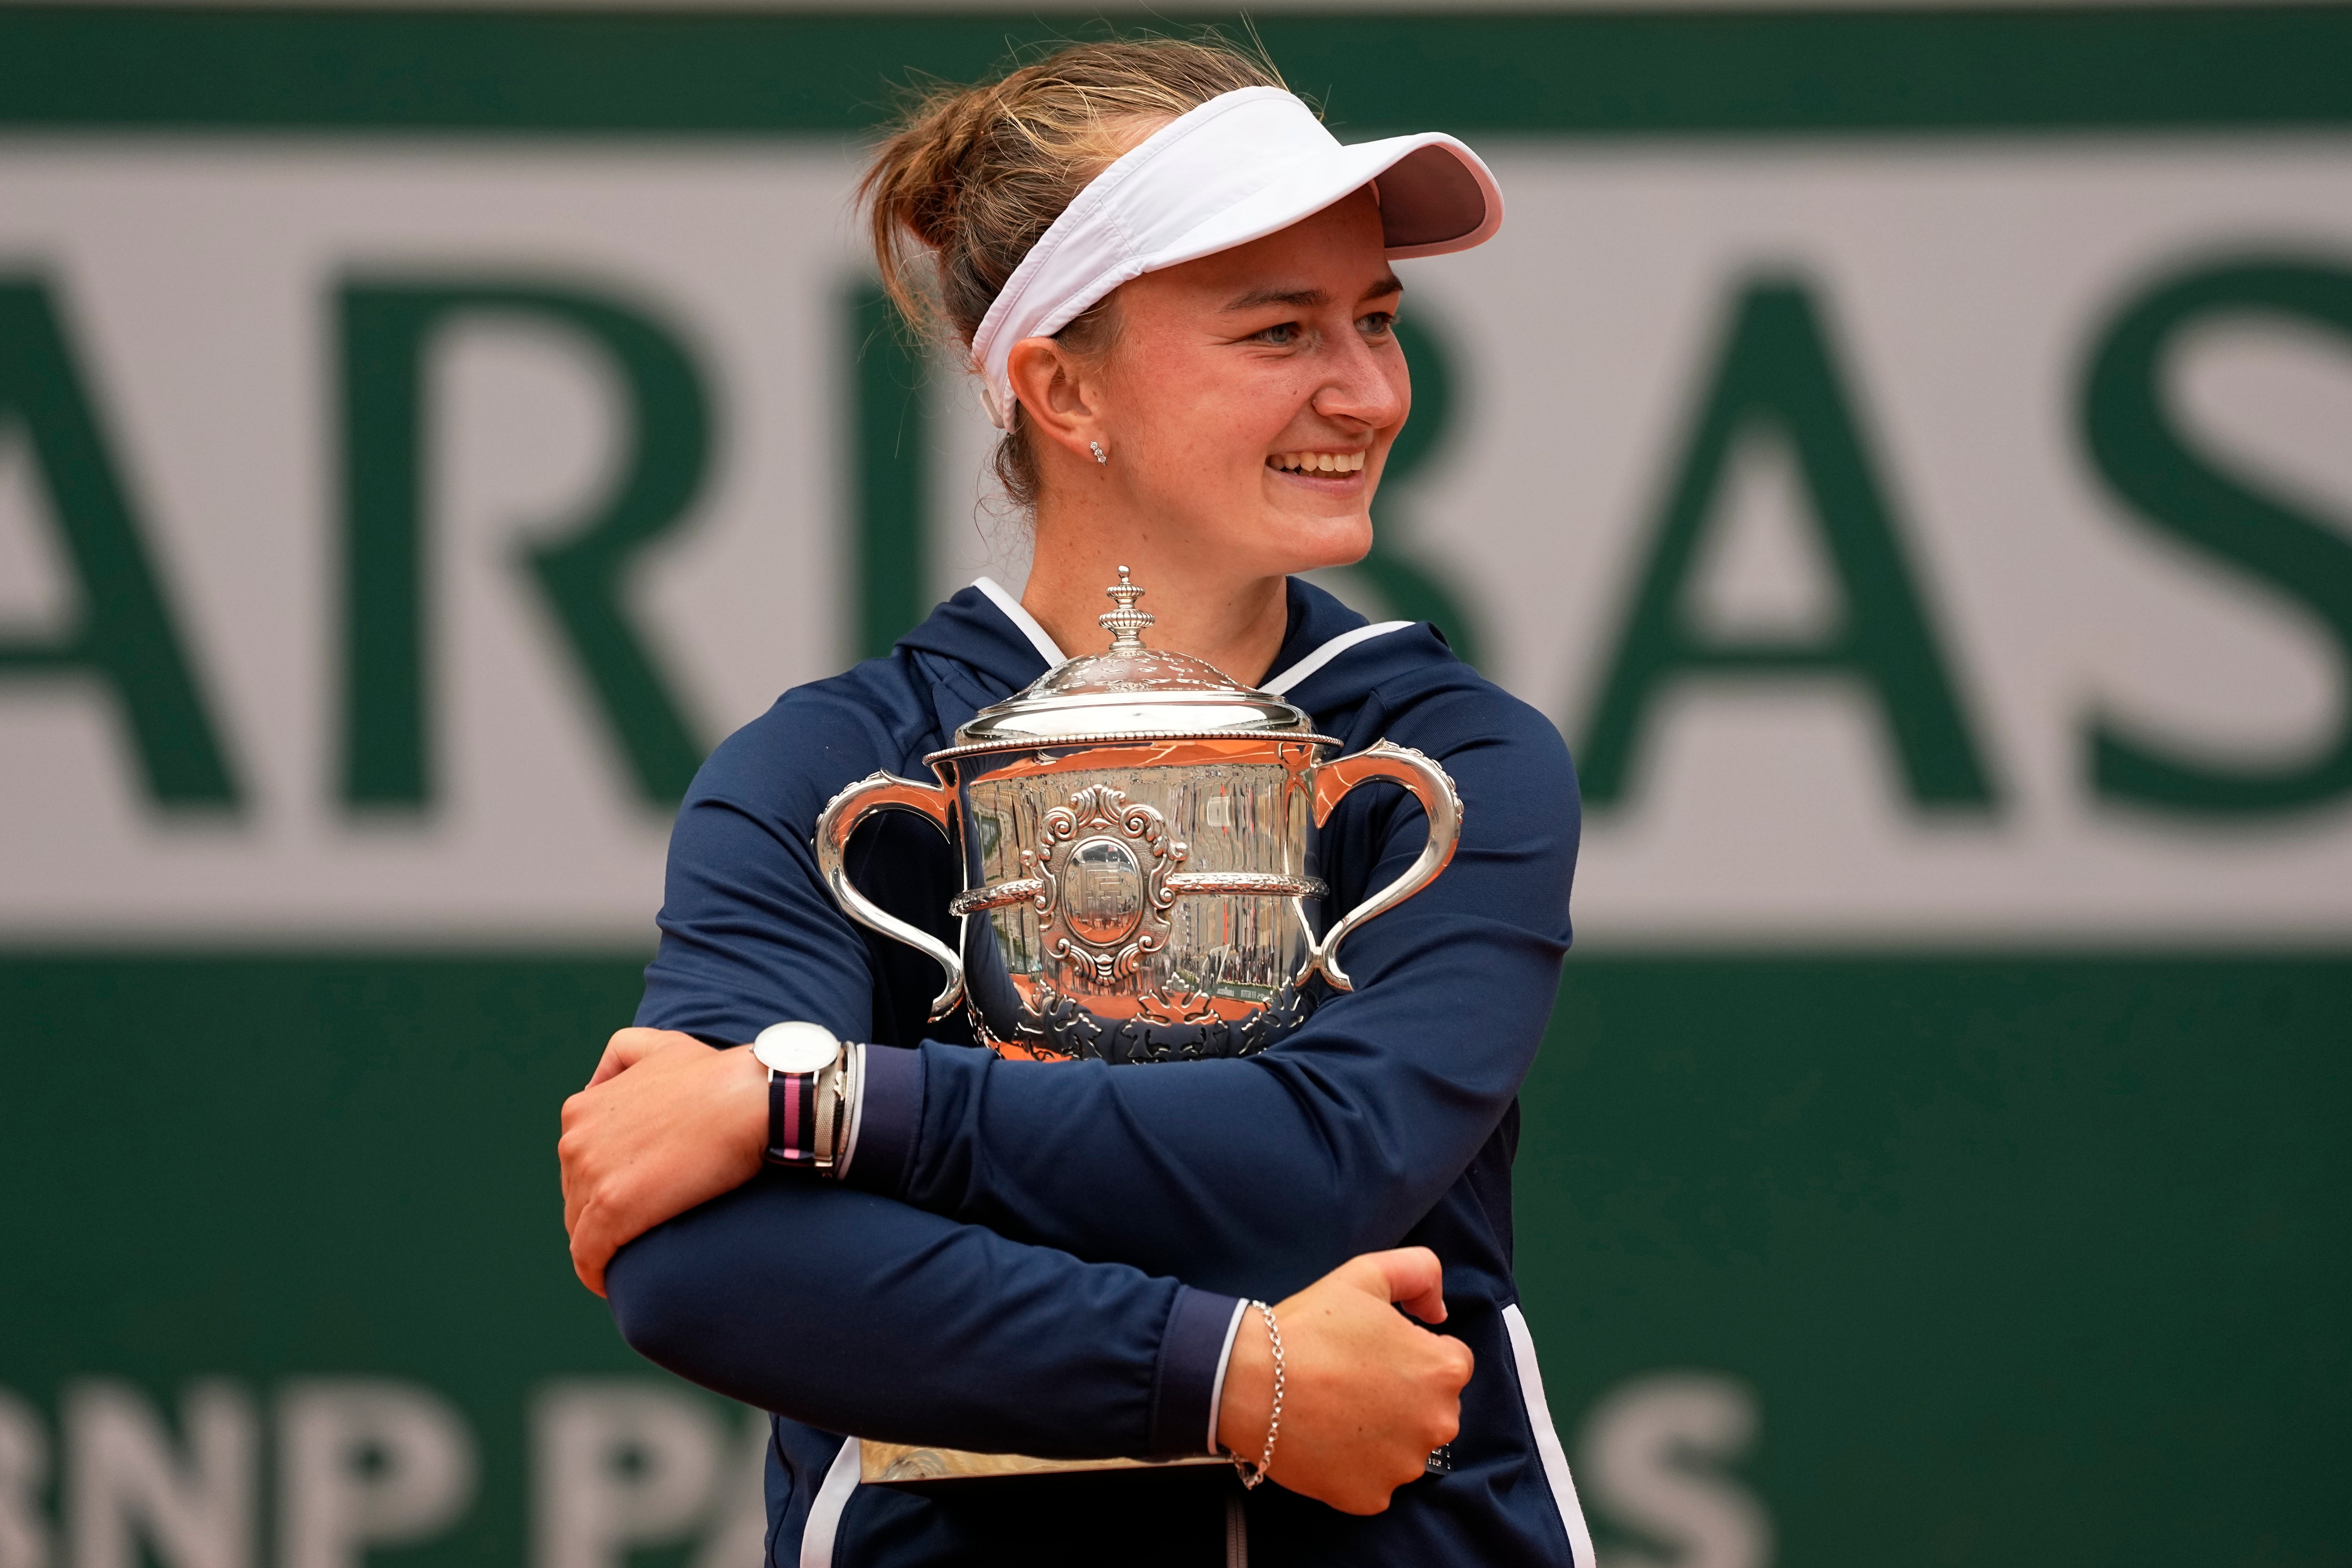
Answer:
[
  {"left": 606, "top": 1176, "right": 1239, "bottom": 1460},
  {"left": 880, "top": 683, "right": 1580, "bottom": 1298},
  {"left": 617, "top": 694, "right": 1236, "bottom": 1457}
]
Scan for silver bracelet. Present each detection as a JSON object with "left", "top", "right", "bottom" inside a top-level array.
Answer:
[
  {"left": 824, "top": 1040, "right": 865, "bottom": 1175},
  {"left": 1234, "top": 1300, "right": 1283, "bottom": 1490}
]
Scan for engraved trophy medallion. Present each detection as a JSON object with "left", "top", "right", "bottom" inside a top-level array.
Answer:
[{"left": 812, "top": 570, "right": 1463, "bottom": 1483}]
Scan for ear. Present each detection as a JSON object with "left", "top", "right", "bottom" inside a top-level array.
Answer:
[{"left": 1005, "top": 335, "right": 1106, "bottom": 462}]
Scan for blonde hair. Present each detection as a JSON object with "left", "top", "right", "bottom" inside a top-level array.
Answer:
[{"left": 859, "top": 35, "right": 1289, "bottom": 506}]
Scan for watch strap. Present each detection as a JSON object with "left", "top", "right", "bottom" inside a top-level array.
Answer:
[
  {"left": 766, "top": 1063, "right": 825, "bottom": 1167},
  {"left": 764, "top": 1040, "right": 864, "bottom": 1171}
]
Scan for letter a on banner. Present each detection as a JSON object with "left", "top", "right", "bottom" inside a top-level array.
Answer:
[
  {"left": 1578, "top": 279, "right": 1996, "bottom": 810},
  {"left": 0, "top": 279, "right": 242, "bottom": 809}
]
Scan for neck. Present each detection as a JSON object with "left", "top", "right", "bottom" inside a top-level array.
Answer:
[{"left": 1021, "top": 506, "right": 1290, "bottom": 686}]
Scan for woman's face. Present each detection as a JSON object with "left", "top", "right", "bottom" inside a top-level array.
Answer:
[{"left": 1080, "top": 188, "right": 1408, "bottom": 578}]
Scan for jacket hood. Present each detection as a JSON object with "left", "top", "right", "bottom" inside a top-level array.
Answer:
[{"left": 895, "top": 576, "right": 1455, "bottom": 724}]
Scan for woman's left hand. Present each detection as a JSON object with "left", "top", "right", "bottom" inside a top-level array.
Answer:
[{"left": 560, "top": 1028, "right": 768, "bottom": 1296}]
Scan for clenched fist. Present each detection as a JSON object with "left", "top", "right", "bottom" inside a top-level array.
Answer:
[
  {"left": 560, "top": 1028, "right": 767, "bottom": 1295},
  {"left": 1215, "top": 1247, "right": 1474, "bottom": 1515}
]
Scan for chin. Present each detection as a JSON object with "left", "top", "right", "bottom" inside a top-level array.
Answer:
[{"left": 1249, "top": 511, "right": 1375, "bottom": 576}]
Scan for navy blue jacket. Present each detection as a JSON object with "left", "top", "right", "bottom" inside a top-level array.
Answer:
[{"left": 609, "top": 580, "right": 1592, "bottom": 1567}]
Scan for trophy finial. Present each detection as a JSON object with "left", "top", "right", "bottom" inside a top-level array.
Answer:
[{"left": 1099, "top": 566, "right": 1155, "bottom": 650}]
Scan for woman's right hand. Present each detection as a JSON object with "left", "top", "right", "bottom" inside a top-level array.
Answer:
[{"left": 1214, "top": 1246, "right": 1473, "bottom": 1515}]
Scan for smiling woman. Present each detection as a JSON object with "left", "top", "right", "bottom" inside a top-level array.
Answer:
[
  {"left": 554, "top": 32, "right": 1589, "bottom": 1568},
  {"left": 863, "top": 43, "right": 1496, "bottom": 684}
]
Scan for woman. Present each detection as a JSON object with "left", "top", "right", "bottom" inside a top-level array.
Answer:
[{"left": 559, "top": 36, "right": 1589, "bottom": 1568}]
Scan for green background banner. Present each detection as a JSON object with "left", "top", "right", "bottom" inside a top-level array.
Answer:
[
  {"left": 5, "top": 953, "right": 2344, "bottom": 1566},
  {"left": 3, "top": 6, "right": 2351, "bottom": 133}
]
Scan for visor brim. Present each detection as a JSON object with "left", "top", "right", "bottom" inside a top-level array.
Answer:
[{"left": 1137, "top": 130, "right": 1503, "bottom": 274}]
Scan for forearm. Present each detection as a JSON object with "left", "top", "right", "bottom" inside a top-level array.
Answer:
[
  {"left": 887, "top": 921, "right": 1561, "bottom": 1290},
  {"left": 864, "top": 714, "right": 1578, "bottom": 1287},
  {"left": 604, "top": 1173, "right": 1238, "bottom": 1461}
]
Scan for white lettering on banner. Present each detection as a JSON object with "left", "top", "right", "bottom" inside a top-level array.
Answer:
[
  {"left": 0, "top": 142, "right": 2349, "bottom": 941},
  {"left": 0, "top": 1383, "right": 1813, "bottom": 1567},
  {"left": 1577, "top": 1374, "right": 1771, "bottom": 1568},
  {"left": 0, "top": 1380, "right": 762, "bottom": 1568},
  {"left": 531, "top": 1382, "right": 726, "bottom": 1568},
  {"left": 0, "top": 1392, "right": 51, "bottom": 1568},
  {"left": 64, "top": 1383, "right": 253, "bottom": 1568},
  {"left": 277, "top": 1383, "right": 476, "bottom": 1568}
]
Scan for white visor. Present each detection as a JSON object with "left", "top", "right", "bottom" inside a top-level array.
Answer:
[{"left": 968, "top": 85, "right": 1503, "bottom": 430}]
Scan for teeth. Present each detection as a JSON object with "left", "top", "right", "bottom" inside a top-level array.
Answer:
[{"left": 1269, "top": 451, "right": 1365, "bottom": 474}]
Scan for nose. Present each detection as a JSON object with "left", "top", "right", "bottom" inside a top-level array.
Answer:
[{"left": 1311, "top": 325, "right": 1409, "bottom": 434}]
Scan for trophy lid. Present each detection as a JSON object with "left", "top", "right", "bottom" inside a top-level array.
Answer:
[{"left": 942, "top": 569, "right": 1326, "bottom": 754}]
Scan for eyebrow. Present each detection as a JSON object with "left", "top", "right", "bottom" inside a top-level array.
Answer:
[{"left": 1222, "top": 274, "right": 1405, "bottom": 312}]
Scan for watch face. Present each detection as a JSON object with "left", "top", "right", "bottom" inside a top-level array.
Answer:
[{"left": 753, "top": 1021, "right": 841, "bottom": 1076}]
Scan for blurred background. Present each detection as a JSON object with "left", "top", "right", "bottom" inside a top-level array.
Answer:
[{"left": 2, "top": 3, "right": 2347, "bottom": 1567}]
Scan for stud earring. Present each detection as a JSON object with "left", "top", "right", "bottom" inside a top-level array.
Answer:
[{"left": 1089, "top": 441, "right": 1108, "bottom": 466}]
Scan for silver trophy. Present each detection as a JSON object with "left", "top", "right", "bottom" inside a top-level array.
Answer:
[
  {"left": 816, "top": 568, "right": 1462, "bottom": 1069},
  {"left": 814, "top": 570, "right": 1463, "bottom": 1486}
]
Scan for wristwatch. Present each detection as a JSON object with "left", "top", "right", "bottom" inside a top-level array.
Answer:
[{"left": 752, "top": 1021, "right": 862, "bottom": 1173}]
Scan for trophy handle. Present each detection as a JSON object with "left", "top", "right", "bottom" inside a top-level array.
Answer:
[
  {"left": 814, "top": 771, "right": 966, "bottom": 1019},
  {"left": 1300, "top": 740, "right": 1462, "bottom": 993}
]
